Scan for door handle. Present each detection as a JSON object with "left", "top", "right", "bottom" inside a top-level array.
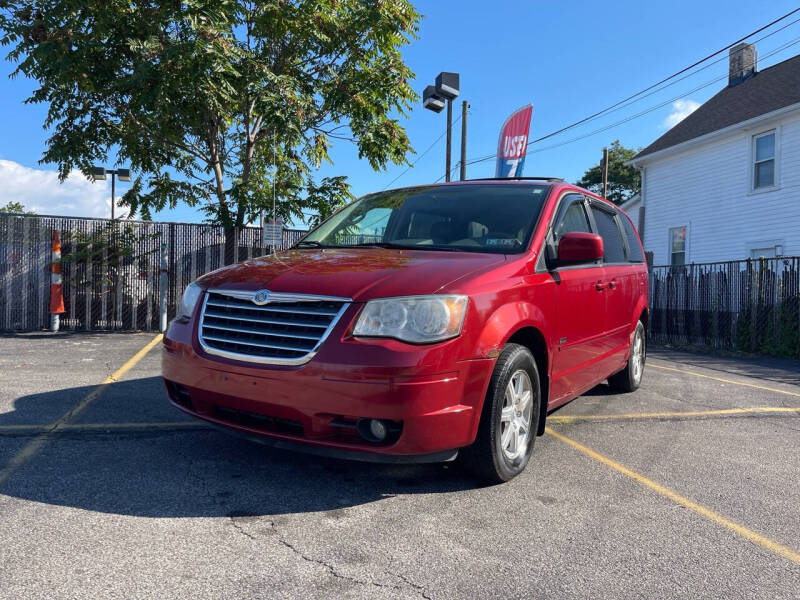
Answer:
[
  {"left": 608, "top": 279, "right": 617, "bottom": 289},
  {"left": 595, "top": 281, "right": 606, "bottom": 291}
]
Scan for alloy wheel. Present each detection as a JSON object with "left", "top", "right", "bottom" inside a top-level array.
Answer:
[
  {"left": 631, "top": 328, "right": 644, "bottom": 384},
  {"left": 500, "top": 369, "right": 533, "bottom": 461}
]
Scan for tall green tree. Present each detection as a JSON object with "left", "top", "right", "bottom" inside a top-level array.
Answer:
[
  {"left": 0, "top": 0, "right": 420, "bottom": 259},
  {"left": 576, "top": 140, "right": 641, "bottom": 205},
  {"left": 0, "top": 200, "right": 34, "bottom": 214}
]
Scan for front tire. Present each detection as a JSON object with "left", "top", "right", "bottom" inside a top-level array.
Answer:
[
  {"left": 460, "top": 344, "right": 540, "bottom": 483},
  {"left": 608, "top": 321, "right": 646, "bottom": 393}
]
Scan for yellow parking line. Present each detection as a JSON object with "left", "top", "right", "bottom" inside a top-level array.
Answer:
[
  {"left": 0, "top": 421, "right": 209, "bottom": 434},
  {"left": 649, "top": 363, "right": 800, "bottom": 398},
  {"left": 0, "top": 334, "right": 163, "bottom": 487},
  {"left": 549, "top": 406, "right": 800, "bottom": 424},
  {"left": 545, "top": 427, "right": 800, "bottom": 565}
]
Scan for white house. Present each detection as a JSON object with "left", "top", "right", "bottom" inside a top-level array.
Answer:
[
  {"left": 619, "top": 194, "right": 640, "bottom": 233},
  {"left": 630, "top": 43, "right": 800, "bottom": 266}
]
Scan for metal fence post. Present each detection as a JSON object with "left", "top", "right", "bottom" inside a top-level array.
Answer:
[{"left": 159, "top": 241, "right": 168, "bottom": 332}]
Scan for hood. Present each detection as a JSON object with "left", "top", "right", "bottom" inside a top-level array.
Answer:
[{"left": 196, "top": 248, "right": 505, "bottom": 301}]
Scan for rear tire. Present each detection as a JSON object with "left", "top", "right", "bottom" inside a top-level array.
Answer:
[
  {"left": 459, "top": 344, "right": 540, "bottom": 484},
  {"left": 608, "top": 321, "right": 646, "bottom": 393}
]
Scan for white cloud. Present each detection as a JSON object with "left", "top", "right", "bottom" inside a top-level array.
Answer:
[
  {"left": 0, "top": 159, "right": 113, "bottom": 218},
  {"left": 662, "top": 99, "right": 700, "bottom": 129}
]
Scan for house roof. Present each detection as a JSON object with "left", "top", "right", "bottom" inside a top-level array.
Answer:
[
  {"left": 620, "top": 194, "right": 640, "bottom": 211},
  {"left": 633, "top": 53, "right": 800, "bottom": 160}
]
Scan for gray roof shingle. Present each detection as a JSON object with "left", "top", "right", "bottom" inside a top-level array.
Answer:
[{"left": 633, "top": 53, "right": 800, "bottom": 160}]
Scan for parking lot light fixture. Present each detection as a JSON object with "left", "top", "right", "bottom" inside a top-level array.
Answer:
[
  {"left": 422, "top": 85, "right": 445, "bottom": 113},
  {"left": 423, "top": 72, "right": 461, "bottom": 182},
  {"left": 91, "top": 165, "right": 132, "bottom": 219}
]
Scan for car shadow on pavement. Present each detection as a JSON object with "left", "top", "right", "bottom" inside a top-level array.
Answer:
[{"left": 0, "top": 377, "right": 479, "bottom": 518}]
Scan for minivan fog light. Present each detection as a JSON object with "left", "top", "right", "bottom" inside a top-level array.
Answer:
[
  {"left": 369, "top": 419, "right": 387, "bottom": 440},
  {"left": 353, "top": 295, "right": 468, "bottom": 343},
  {"left": 357, "top": 418, "right": 391, "bottom": 443}
]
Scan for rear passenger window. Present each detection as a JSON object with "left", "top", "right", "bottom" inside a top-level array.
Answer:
[
  {"left": 619, "top": 215, "right": 644, "bottom": 263},
  {"left": 591, "top": 206, "right": 626, "bottom": 263}
]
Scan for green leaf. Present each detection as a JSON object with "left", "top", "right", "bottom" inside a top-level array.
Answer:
[{"left": 1, "top": 0, "right": 420, "bottom": 232}]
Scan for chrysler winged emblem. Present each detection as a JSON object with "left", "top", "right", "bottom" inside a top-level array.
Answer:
[{"left": 252, "top": 290, "right": 271, "bottom": 305}]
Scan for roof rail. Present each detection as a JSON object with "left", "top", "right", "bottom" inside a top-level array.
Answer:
[{"left": 467, "top": 176, "right": 564, "bottom": 183}]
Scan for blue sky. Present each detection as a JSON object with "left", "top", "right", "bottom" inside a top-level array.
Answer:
[{"left": 2, "top": 0, "right": 800, "bottom": 224}]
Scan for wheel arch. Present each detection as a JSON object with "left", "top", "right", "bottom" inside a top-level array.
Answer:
[
  {"left": 505, "top": 326, "right": 550, "bottom": 437},
  {"left": 638, "top": 306, "right": 649, "bottom": 330},
  {"left": 471, "top": 301, "right": 553, "bottom": 440}
]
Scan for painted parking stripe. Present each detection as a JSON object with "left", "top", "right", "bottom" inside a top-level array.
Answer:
[
  {"left": 648, "top": 363, "right": 800, "bottom": 398},
  {"left": 2, "top": 407, "right": 794, "bottom": 433},
  {"left": 0, "top": 422, "right": 210, "bottom": 434},
  {"left": 549, "top": 406, "right": 800, "bottom": 424},
  {"left": 545, "top": 426, "right": 800, "bottom": 565},
  {"left": 0, "top": 334, "right": 163, "bottom": 487}
]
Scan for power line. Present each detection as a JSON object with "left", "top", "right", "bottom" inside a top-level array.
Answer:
[
  {"left": 552, "top": 15, "right": 800, "bottom": 138},
  {"left": 434, "top": 158, "right": 464, "bottom": 183},
  {"left": 526, "top": 37, "right": 800, "bottom": 159},
  {"left": 382, "top": 111, "right": 463, "bottom": 190},
  {"left": 461, "top": 8, "right": 800, "bottom": 167}
]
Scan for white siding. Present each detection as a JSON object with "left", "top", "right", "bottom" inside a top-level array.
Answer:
[
  {"left": 642, "top": 111, "right": 800, "bottom": 265},
  {"left": 620, "top": 197, "right": 641, "bottom": 232}
]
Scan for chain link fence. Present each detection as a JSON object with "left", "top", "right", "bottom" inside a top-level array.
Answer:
[
  {"left": 4, "top": 212, "right": 799, "bottom": 358},
  {"left": 649, "top": 257, "right": 800, "bottom": 359},
  {"left": 0, "top": 213, "right": 306, "bottom": 332}
]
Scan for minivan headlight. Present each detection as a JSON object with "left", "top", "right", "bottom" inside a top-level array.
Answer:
[
  {"left": 177, "top": 282, "right": 203, "bottom": 319},
  {"left": 353, "top": 295, "right": 468, "bottom": 343}
]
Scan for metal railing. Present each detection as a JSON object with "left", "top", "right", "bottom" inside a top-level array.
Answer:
[{"left": 649, "top": 257, "right": 800, "bottom": 359}]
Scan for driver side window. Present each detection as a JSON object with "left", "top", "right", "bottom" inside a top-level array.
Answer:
[
  {"left": 554, "top": 197, "right": 592, "bottom": 240},
  {"left": 544, "top": 195, "right": 592, "bottom": 267}
]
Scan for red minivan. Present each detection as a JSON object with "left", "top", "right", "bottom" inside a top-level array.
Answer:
[{"left": 163, "top": 179, "right": 648, "bottom": 482}]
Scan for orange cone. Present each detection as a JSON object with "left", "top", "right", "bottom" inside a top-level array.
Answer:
[{"left": 50, "top": 230, "right": 65, "bottom": 315}]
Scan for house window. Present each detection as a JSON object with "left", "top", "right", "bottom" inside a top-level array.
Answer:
[
  {"left": 749, "top": 247, "right": 776, "bottom": 259},
  {"left": 753, "top": 131, "right": 775, "bottom": 189},
  {"left": 670, "top": 226, "right": 687, "bottom": 266}
]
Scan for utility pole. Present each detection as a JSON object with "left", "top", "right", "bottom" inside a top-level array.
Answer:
[
  {"left": 601, "top": 147, "right": 609, "bottom": 199},
  {"left": 460, "top": 101, "right": 468, "bottom": 181},
  {"left": 445, "top": 99, "right": 453, "bottom": 182}
]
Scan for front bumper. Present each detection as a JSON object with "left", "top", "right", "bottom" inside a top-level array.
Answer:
[{"left": 162, "top": 318, "right": 495, "bottom": 461}]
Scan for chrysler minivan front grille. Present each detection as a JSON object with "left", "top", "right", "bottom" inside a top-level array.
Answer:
[{"left": 198, "top": 290, "right": 350, "bottom": 365}]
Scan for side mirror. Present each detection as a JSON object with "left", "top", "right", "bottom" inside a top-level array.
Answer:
[{"left": 556, "top": 232, "right": 603, "bottom": 266}]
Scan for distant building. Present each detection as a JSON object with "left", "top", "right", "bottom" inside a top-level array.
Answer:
[{"left": 629, "top": 43, "right": 800, "bottom": 265}]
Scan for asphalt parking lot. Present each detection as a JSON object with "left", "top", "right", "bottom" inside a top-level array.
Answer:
[{"left": 1, "top": 333, "right": 799, "bottom": 599}]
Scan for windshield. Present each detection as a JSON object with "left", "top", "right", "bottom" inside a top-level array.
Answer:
[{"left": 299, "top": 184, "right": 549, "bottom": 254}]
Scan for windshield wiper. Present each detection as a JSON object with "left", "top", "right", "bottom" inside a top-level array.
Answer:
[
  {"left": 349, "top": 242, "right": 404, "bottom": 248},
  {"left": 351, "top": 242, "right": 463, "bottom": 252},
  {"left": 293, "top": 240, "right": 327, "bottom": 248}
]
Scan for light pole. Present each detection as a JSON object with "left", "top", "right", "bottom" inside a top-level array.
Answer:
[
  {"left": 91, "top": 166, "right": 131, "bottom": 220},
  {"left": 423, "top": 72, "right": 465, "bottom": 182}
]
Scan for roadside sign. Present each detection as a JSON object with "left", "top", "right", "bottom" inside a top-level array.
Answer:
[{"left": 263, "top": 220, "right": 283, "bottom": 249}]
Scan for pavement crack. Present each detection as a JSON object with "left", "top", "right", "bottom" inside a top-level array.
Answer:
[
  {"left": 246, "top": 520, "right": 409, "bottom": 594},
  {"left": 390, "top": 571, "right": 433, "bottom": 600},
  {"left": 229, "top": 516, "right": 257, "bottom": 540}
]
